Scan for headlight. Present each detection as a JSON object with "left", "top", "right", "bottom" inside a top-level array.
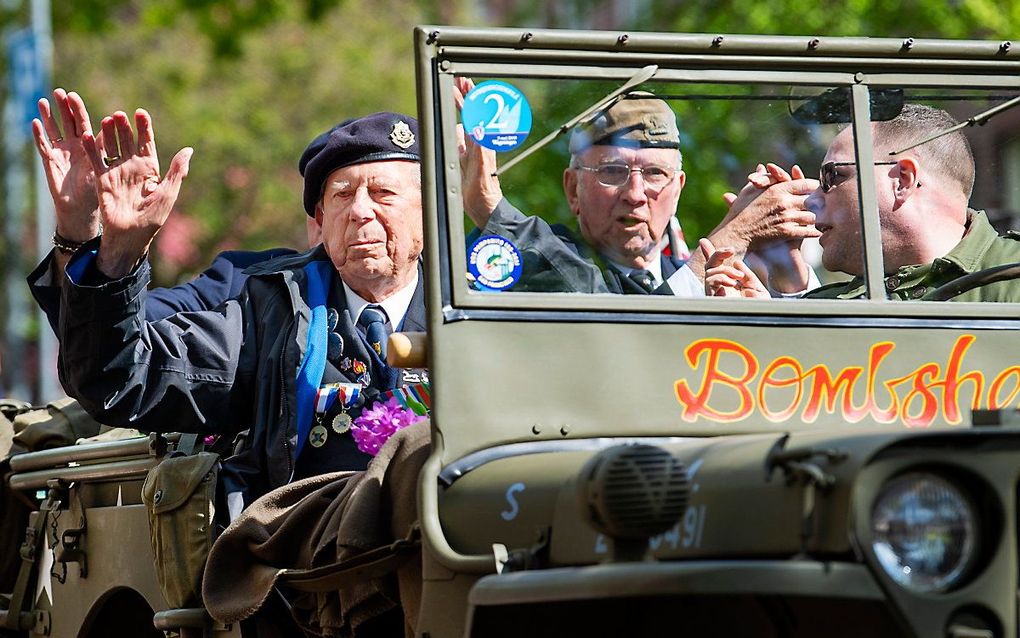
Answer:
[{"left": 870, "top": 472, "right": 978, "bottom": 593}]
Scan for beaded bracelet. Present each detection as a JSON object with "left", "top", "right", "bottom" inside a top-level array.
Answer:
[{"left": 52, "top": 231, "right": 92, "bottom": 255}]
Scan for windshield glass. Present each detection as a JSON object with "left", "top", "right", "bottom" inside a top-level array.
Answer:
[
  {"left": 454, "top": 76, "right": 860, "bottom": 299},
  {"left": 864, "top": 88, "right": 1020, "bottom": 302},
  {"left": 446, "top": 73, "right": 1020, "bottom": 306}
]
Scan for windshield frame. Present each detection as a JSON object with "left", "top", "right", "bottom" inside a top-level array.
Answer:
[{"left": 416, "top": 27, "right": 1020, "bottom": 325}]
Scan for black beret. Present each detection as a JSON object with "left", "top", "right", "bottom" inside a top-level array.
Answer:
[
  {"left": 297, "top": 119, "right": 353, "bottom": 177},
  {"left": 302, "top": 112, "right": 419, "bottom": 215}
]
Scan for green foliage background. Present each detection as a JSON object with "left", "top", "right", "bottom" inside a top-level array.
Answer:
[
  {"left": 2, "top": 0, "right": 1016, "bottom": 285},
  {"left": 0, "top": 0, "right": 1015, "bottom": 398}
]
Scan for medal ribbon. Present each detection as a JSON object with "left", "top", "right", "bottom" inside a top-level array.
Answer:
[
  {"left": 294, "top": 260, "right": 332, "bottom": 460},
  {"left": 383, "top": 382, "right": 431, "bottom": 416},
  {"left": 315, "top": 382, "right": 362, "bottom": 417}
]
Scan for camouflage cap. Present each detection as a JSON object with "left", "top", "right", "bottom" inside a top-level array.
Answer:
[{"left": 568, "top": 93, "right": 680, "bottom": 154}]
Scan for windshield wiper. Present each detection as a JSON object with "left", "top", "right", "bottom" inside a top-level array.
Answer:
[
  {"left": 890, "top": 94, "right": 1020, "bottom": 155},
  {"left": 493, "top": 64, "right": 659, "bottom": 177}
]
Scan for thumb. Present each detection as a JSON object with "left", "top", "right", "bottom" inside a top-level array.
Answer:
[
  {"left": 698, "top": 237, "right": 716, "bottom": 261},
  {"left": 81, "top": 132, "right": 106, "bottom": 173},
  {"left": 159, "top": 147, "right": 193, "bottom": 200},
  {"left": 722, "top": 192, "right": 737, "bottom": 206},
  {"left": 456, "top": 124, "right": 467, "bottom": 157}
]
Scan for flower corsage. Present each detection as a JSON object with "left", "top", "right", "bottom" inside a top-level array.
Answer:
[{"left": 351, "top": 396, "right": 426, "bottom": 456}]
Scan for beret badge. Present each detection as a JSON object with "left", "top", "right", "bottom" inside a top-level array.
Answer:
[{"left": 390, "top": 121, "right": 415, "bottom": 149}]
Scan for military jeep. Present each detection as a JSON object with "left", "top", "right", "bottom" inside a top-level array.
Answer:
[
  {"left": 409, "top": 26, "right": 1020, "bottom": 638},
  {"left": 4, "top": 25, "right": 1020, "bottom": 638}
]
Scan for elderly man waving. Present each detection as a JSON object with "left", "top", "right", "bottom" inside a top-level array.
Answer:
[{"left": 57, "top": 108, "right": 428, "bottom": 510}]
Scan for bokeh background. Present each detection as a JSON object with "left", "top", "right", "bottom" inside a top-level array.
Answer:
[{"left": 0, "top": 0, "right": 1016, "bottom": 400}]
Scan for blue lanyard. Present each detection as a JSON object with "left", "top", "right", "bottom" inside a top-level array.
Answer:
[{"left": 293, "top": 260, "right": 332, "bottom": 460}]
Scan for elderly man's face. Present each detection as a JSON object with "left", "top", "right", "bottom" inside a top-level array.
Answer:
[
  {"left": 564, "top": 145, "right": 685, "bottom": 267},
  {"left": 316, "top": 160, "right": 423, "bottom": 294}
]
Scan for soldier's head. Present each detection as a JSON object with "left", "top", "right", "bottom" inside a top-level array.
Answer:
[
  {"left": 302, "top": 113, "right": 423, "bottom": 301},
  {"left": 807, "top": 103, "right": 974, "bottom": 276},
  {"left": 563, "top": 94, "right": 685, "bottom": 269}
]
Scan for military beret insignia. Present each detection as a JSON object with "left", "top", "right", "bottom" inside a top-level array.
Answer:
[{"left": 390, "top": 121, "right": 415, "bottom": 149}]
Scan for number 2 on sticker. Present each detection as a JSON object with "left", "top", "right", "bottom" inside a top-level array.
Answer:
[{"left": 484, "top": 93, "right": 506, "bottom": 130}]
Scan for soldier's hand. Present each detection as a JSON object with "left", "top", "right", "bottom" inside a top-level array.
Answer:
[
  {"left": 81, "top": 109, "right": 192, "bottom": 278},
  {"left": 712, "top": 164, "right": 820, "bottom": 253},
  {"left": 31, "top": 89, "right": 102, "bottom": 243},
  {"left": 701, "top": 238, "right": 769, "bottom": 298},
  {"left": 454, "top": 76, "right": 503, "bottom": 228}
]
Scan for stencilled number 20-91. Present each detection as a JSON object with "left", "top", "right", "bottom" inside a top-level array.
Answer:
[{"left": 682, "top": 504, "right": 707, "bottom": 549}]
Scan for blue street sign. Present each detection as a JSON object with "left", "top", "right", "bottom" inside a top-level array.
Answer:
[{"left": 7, "top": 27, "right": 48, "bottom": 141}]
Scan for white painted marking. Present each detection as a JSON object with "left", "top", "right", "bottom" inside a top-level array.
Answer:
[
  {"left": 36, "top": 534, "right": 54, "bottom": 605},
  {"left": 227, "top": 492, "right": 244, "bottom": 523},
  {"left": 492, "top": 544, "right": 509, "bottom": 574}
]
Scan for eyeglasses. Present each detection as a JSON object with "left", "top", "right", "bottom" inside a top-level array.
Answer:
[
  {"left": 575, "top": 163, "right": 679, "bottom": 189},
  {"left": 820, "top": 160, "right": 899, "bottom": 193}
]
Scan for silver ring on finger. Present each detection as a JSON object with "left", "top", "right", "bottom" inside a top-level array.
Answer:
[{"left": 103, "top": 155, "right": 121, "bottom": 167}]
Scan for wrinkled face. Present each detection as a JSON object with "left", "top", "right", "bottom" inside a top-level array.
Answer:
[
  {"left": 564, "top": 146, "right": 685, "bottom": 266},
  {"left": 316, "top": 160, "right": 423, "bottom": 293},
  {"left": 805, "top": 128, "right": 896, "bottom": 276}
]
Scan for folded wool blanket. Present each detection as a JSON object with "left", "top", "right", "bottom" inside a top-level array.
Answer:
[{"left": 203, "top": 421, "right": 429, "bottom": 637}]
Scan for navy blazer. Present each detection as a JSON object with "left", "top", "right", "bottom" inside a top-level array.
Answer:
[{"left": 29, "top": 247, "right": 297, "bottom": 335}]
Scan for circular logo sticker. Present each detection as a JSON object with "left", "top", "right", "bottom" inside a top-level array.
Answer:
[
  {"left": 468, "top": 235, "right": 523, "bottom": 291},
  {"left": 461, "top": 80, "right": 533, "bottom": 152}
]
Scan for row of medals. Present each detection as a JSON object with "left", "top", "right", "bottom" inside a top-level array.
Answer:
[
  {"left": 309, "top": 395, "right": 355, "bottom": 449},
  {"left": 310, "top": 307, "right": 358, "bottom": 448}
]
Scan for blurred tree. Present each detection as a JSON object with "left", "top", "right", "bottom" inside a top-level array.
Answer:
[
  {"left": 32, "top": 0, "right": 470, "bottom": 284},
  {"left": 476, "top": 0, "right": 1020, "bottom": 242},
  {"left": 0, "top": 0, "right": 1015, "bottom": 399}
]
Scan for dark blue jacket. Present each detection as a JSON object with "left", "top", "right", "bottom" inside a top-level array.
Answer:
[
  {"left": 28, "top": 248, "right": 297, "bottom": 332},
  {"left": 56, "top": 245, "right": 426, "bottom": 507}
]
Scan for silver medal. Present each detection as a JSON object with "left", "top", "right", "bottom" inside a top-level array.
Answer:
[
  {"left": 309, "top": 424, "right": 328, "bottom": 448},
  {"left": 332, "top": 412, "right": 352, "bottom": 434}
]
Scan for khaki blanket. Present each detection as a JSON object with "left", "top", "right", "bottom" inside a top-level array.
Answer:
[{"left": 203, "top": 421, "right": 429, "bottom": 637}]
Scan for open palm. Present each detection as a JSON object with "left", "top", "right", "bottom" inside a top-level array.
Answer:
[
  {"left": 82, "top": 109, "right": 192, "bottom": 277},
  {"left": 31, "top": 89, "right": 101, "bottom": 240}
]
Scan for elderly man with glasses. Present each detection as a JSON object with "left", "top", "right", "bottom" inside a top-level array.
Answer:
[
  {"left": 460, "top": 89, "right": 821, "bottom": 296},
  {"left": 705, "top": 103, "right": 1020, "bottom": 302}
]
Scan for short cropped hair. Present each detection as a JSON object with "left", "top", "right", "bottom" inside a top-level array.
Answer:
[{"left": 873, "top": 103, "right": 975, "bottom": 199}]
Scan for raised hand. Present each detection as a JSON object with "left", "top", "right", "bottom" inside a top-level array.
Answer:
[
  {"left": 81, "top": 109, "right": 192, "bottom": 278},
  {"left": 713, "top": 163, "right": 820, "bottom": 253},
  {"left": 700, "top": 238, "right": 769, "bottom": 298},
  {"left": 31, "top": 89, "right": 101, "bottom": 242},
  {"left": 713, "top": 163, "right": 819, "bottom": 293},
  {"left": 454, "top": 76, "right": 503, "bottom": 227}
]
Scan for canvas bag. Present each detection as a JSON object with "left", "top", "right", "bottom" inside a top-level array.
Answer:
[{"left": 141, "top": 451, "right": 219, "bottom": 609}]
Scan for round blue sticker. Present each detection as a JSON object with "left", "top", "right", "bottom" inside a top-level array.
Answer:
[
  {"left": 468, "top": 235, "right": 523, "bottom": 291},
  {"left": 461, "top": 80, "right": 533, "bottom": 152}
]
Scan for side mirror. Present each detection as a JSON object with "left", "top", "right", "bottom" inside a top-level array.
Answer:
[{"left": 790, "top": 87, "right": 904, "bottom": 124}]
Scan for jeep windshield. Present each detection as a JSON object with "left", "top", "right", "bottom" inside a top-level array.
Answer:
[{"left": 416, "top": 29, "right": 1020, "bottom": 460}]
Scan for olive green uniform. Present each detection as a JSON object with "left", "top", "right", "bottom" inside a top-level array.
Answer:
[{"left": 805, "top": 211, "right": 1020, "bottom": 302}]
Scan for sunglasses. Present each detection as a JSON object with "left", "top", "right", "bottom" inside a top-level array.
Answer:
[{"left": 820, "top": 160, "right": 899, "bottom": 192}]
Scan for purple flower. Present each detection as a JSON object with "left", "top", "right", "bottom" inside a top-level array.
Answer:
[{"left": 351, "top": 397, "right": 425, "bottom": 456}]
